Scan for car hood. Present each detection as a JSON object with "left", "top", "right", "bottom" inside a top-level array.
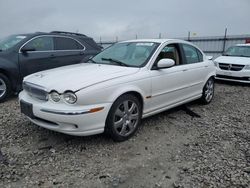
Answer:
[
  {"left": 215, "top": 56, "right": 250, "bottom": 65},
  {"left": 24, "top": 63, "right": 140, "bottom": 93}
]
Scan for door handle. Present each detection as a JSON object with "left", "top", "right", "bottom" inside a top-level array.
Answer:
[{"left": 182, "top": 69, "right": 188, "bottom": 72}]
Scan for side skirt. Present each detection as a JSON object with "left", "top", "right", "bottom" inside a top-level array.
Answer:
[{"left": 142, "top": 94, "right": 202, "bottom": 119}]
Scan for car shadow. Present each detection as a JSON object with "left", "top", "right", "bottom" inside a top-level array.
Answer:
[{"left": 215, "top": 79, "right": 250, "bottom": 87}]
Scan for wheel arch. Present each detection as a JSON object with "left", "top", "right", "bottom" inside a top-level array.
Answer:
[
  {"left": 0, "top": 68, "right": 15, "bottom": 91},
  {"left": 205, "top": 72, "right": 216, "bottom": 84},
  {"left": 109, "top": 88, "right": 146, "bottom": 112},
  {"left": 0, "top": 68, "right": 10, "bottom": 78},
  {"left": 118, "top": 91, "right": 144, "bottom": 110}
]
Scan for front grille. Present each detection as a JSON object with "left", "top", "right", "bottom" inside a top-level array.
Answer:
[
  {"left": 23, "top": 82, "right": 48, "bottom": 101},
  {"left": 219, "top": 63, "right": 245, "bottom": 71},
  {"left": 216, "top": 75, "right": 250, "bottom": 81}
]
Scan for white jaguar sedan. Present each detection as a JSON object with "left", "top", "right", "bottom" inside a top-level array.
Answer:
[{"left": 19, "top": 39, "right": 216, "bottom": 141}]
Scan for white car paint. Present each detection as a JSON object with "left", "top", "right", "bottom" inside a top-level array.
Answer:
[
  {"left": 215, "top": 44, "right": 250, "bottom": 83},
  {"left": 19, "top": 39, "right": 216, "bottom": 136}
]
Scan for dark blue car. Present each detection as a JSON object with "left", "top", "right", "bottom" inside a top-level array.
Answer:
[{"left": 0, "top": 31, "right": 101, "bottom": 102}]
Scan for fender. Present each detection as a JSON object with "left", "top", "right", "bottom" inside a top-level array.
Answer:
[
  {"left": 0, "top": 57, "right": 20, "bottom": 91},
  {"left": 204, "top": 63, "right": 216, "bottom": 83},
  {"left": 108, "top": 84, "right": 147, "bottom": 103}
]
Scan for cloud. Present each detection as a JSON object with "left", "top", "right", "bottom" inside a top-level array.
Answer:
[{"left": 0, "top": 0, "right": 249, "bottom": 41}]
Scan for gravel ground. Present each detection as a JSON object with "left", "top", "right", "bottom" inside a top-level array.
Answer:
[{"left": 0, "top": 81, "right": 249, "bottom": 188}]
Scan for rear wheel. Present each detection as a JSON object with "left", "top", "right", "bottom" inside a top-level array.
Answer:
[
  {"left": 200, "top": 77, "right": 214, "bottom": 104},
  {"left": 0, "top": 73, "right": 11, "bottom": 103},
  {"left": 105, "top": 94, "right": 142, "bottom": 142}
]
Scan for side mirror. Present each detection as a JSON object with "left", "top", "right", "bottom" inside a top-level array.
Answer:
[
  {"left": 206, "top": 56, "right": 213, "bottom": 60},
  {"left": 156, "top": 58, "right": 175, "bottom": 69},
  {"left": 20, "top": 47, "right": 36, "bottom": 53}
]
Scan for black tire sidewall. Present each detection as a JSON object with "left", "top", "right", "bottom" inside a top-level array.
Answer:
[
  {"left": 105, "top": 94, "right": 142, "bottom": 142},
  {"left": 0, "top": 73, "right": 11, "bottom": 102}
]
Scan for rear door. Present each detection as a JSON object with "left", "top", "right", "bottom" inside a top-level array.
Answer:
[
  {"left": 52, "top": 36, "right": 85, "bottom": 67},
  {"left": 180, "top": 43, "right": 207, "bottom": 96},
  {"left": 19, "top": 36, "right": 54, "bottom": 78}
]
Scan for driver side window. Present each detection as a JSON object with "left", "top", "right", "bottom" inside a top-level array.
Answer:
[{"left": 23, "top": 36, "right": 53, "bottom": 51}]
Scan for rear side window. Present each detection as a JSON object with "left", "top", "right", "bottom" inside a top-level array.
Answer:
[
  {"left": 54, "top": 37, "right": 84, "bottom": 50},
  {"left": 183, "top": 44, "right": 203, "bottom": 64},
  {"left": 24, "top": 36, "right": 53, "bottom": 51}
]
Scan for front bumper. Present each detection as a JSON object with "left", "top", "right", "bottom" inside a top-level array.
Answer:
[
  {"left": 19, "top": 91, "right": 112, "bottom": 136},
  {"left": 215, "top": 68, "right": 250, "bottom": 83}
]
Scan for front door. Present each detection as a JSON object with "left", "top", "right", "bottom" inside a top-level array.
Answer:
[
  {"left": 146, "top": 43, "right": 195, "bottom": 114},
  {"left": 19, "top": 36, "right": 54, "bottom": 78}
]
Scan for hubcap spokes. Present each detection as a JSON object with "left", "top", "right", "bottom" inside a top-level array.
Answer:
[
  {"left": 114, "top": 100, "right": 139, "bottom": 136},
  {"left": 0, "top": 78, "right": 6, "bottom": 98},
  {"left": 205, "top": 80, "right": 214, "bottom": 102}
]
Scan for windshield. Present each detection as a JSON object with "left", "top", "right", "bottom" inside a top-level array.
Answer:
[
  {"left": 91, "top": 42, "right": 160, "bottom": 67},
  {"left": 0, "top": 35, "right": 27, "bottom": 51},
  {"left": 224, "top": 46, "right": 250, "bottom": 57}
]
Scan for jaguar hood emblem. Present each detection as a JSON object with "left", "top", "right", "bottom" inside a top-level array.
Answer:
[{"left": 34, "top": 73, "right": 45, "bottom": 78}]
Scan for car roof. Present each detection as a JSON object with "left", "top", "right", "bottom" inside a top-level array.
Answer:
[
  {"left": 236, "top": 44, "right": 250, "bottom": 47},
  {"left": 120, "top": 38, "right": 192, "bottom": 44},
  {"left": 15, "top": 31, "right": 90, "bottom": 39}
]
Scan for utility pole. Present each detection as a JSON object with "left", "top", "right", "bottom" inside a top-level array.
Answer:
[
  {"left": 188, "top": 31, "right": 191, "bottom": 41},
  {"left": 222, "top": 28, "right": 228, "bottom": 53},
  {"left": 159, "top": 33, "right": 162, "bottom": 39}
]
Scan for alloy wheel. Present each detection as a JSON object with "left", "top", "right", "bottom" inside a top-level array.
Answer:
[
  {"left": 0, "top": 78, "right": 7, "bottom": 98},
  {"left": 113, "top": 100, "right": 139, "bottom": 136},
  {"left": 204, "top": 79, "right": 214, "bottom": 102}
]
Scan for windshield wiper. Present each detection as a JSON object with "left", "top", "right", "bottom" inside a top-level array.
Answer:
[
  {"left": 238, "top": 55, "right": 250, "bottom": 57},
  {"left": 88, "top": 58, "right": 97, "bottom": 64},
  {"left": 224, "top": 54, "right": 250, "bottom": 57},
  {"left": 101, "top": 58, "right": 129, "bottom": 67}
]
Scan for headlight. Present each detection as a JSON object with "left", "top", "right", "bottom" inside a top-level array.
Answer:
[
  {"left": 213, "top": 61, "right": 219, "bottom": 67},
  {"left": 62, "top": 92, "right": 77, "bottom": 104},
  {"left": 245, "top": 65, "right": 250, "bottom": 70},
  {"left": 50, "top": 91, "right": 61, "bottom": 102}
]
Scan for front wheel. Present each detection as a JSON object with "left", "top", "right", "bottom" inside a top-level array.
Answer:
[
  {"left": 105, "top": 94, "right": 142, "bottom": 142},
  {"left": 200, "top": 77, "right": 215, "bottom": 104},
  {"left": 0, "top": 73, "right": 11, "bottom": 103}
]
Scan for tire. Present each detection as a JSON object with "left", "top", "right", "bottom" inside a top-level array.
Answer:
[
  {"left": 0, "top": 73, "right": 11, "bottom": 103},
  {"left": 200, "top": 77, "right": 215, "bottom": 104},
  {"left": 105, "top": 94, "right": 142, "bottom": 142}
]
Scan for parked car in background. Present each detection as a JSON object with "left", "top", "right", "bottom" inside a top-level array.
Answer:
[
  {"left": 0, "top": 31, "right": 101, "bottom": 102},
  {"left": 19, "top": 39, "right": 216, "bottom": 141},
  {"left": 214, "top": 44, "right": 250, "bottom": 83}
]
